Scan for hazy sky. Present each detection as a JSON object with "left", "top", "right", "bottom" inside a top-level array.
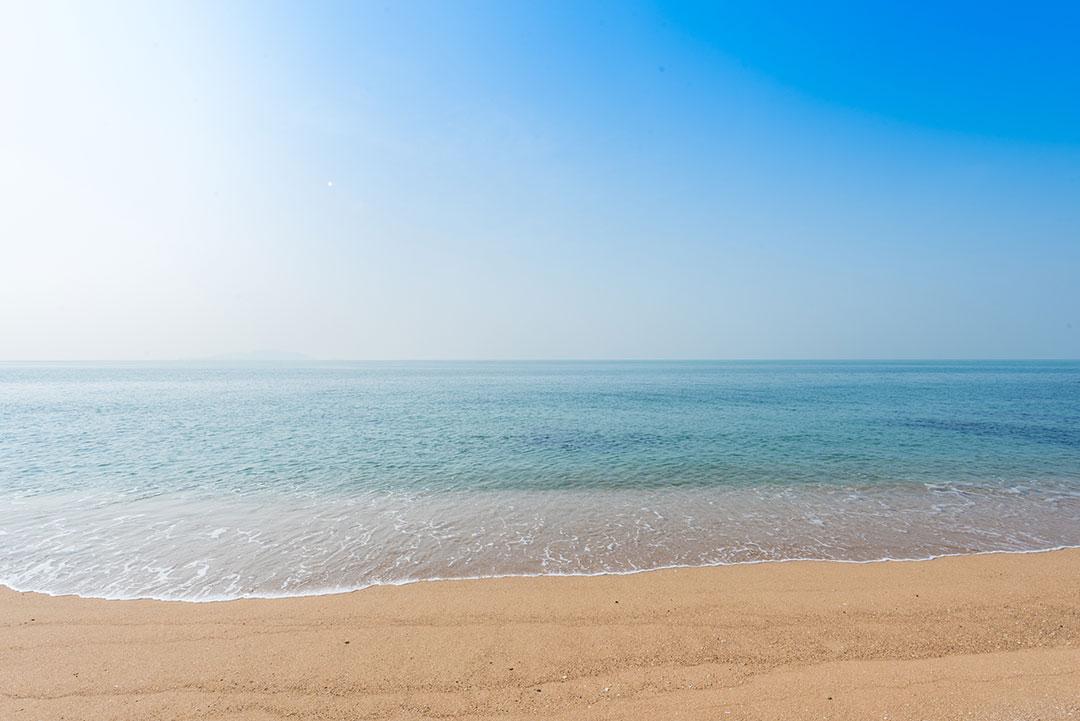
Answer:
[{"left": 2, "top": 1, "right": 1078, "bottom": 360}]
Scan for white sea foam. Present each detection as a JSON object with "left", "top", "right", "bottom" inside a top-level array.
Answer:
[{"left": 1, "top": 483, "right": 1078, "bottom": 601}]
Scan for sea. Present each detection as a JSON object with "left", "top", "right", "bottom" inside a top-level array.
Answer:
[{"left": 1, "top": 360, "right": 1078, "bottom": 601}]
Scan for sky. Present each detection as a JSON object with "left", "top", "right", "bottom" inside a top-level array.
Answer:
[{"left": 1, "top": 0, "right": 1078, "bottom": 360}]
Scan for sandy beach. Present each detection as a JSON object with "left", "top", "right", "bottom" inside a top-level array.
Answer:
[{"left": 2, "top": 549, "right": 1077, "bottom": 720}]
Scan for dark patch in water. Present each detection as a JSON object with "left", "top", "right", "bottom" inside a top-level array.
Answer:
[{"left": 894, "top": 418, "right": 1080, "bottom": 447}]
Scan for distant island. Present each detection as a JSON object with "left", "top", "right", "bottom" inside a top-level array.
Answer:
[{"left": 202, "top": 350, "right": 312, "bottom": 362}]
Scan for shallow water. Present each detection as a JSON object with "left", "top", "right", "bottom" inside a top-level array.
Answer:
[{"left": 1, "top": 360, "right": 1078, "bottom": 600}]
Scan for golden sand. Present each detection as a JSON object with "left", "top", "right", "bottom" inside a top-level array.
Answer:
[{"left": 2, "top": 549, "right": 1078, "bottom": 720}]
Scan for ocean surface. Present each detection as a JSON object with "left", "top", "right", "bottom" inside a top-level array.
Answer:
[{"left": 1, "top": 361, "right": 1078, "bottom": 601}]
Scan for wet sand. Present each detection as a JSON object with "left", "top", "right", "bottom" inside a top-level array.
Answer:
[{"left": 2, "top": 549, "right": 1078, "bottom": 720}]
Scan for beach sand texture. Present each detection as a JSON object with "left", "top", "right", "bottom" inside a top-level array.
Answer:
[{"left": 2, "top": 549, "right": 1078, "bottom": 720}]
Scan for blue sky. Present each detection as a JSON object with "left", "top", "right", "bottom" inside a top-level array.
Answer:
[{"left": 1, "top": 0, "right": 1078, "bottom": 359}]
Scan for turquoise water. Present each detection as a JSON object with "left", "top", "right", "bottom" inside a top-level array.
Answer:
[{"left": 1, "top": 361, "right": 1078, "bottom": 600}]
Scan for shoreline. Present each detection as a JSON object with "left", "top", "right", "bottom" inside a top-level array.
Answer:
[
  {"left": 6, "top": 544, "right": 1080, "bottom": 604},
  {"left": 3, "top": 548, "right": 1078, "bottom": 720}
]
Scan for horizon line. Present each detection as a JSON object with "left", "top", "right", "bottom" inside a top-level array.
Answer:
[{"left": 2, "top": 358, "right": 1079, "bottom": 364}]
